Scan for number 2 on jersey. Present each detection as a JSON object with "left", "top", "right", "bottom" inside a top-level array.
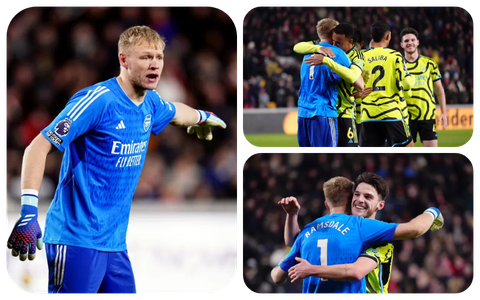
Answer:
[
  {"left": 317, "top": 239, "right": 328, "bottom": 281},
  {"left": 371, "top": 65, "right": 386, "bottom": 91}
]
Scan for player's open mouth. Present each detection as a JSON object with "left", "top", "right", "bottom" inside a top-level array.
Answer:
[{"left": 146, "top": 74, "right": 158, "bottom": 82}]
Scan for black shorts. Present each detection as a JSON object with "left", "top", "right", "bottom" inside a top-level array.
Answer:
[
  {"left": 409, "top": 119, "right": 437, "bottom": 143},
  {"left": 360, "top": 119, "right": 413, "bottom": 147},
  {"left": 337, "top": 118, "right": 358, "bottom": 147}
]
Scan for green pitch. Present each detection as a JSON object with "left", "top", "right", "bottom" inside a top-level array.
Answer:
[{"left": 245, "top": 130, "right": 472, "bottom": 147}]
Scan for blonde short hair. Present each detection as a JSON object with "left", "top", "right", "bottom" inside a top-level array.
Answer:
[
  {"left": 118, "top": 25, "right": 165, "bottom": 54},
  {"left": 316, "top": 18, "right": 339, "bottom": 39},
  {"left": 323, "top": 176, "right": 354, "bottom": 208}
]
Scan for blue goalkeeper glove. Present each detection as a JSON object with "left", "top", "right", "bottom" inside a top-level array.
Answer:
[
  {"left": 187, "top": 110, "right": 227, "bottom": 141},
  {"left": 7, "top": 194, "right": 43, "bottom": 261},
  {"left": 424, "top": 207, "right": 444, "bottom": 232}
]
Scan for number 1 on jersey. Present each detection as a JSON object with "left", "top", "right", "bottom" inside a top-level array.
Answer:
[
  {"left": 309, "top": 65, "right": 315, "bottom": 80},
  {"left": 317, "top": 239, "right": 328, "bottom": 281}
]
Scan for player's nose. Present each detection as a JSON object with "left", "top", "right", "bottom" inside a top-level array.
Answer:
[
  {"left": 149, "top": 60, "right": 160, "bottom": 69},
  {"left": 355, "top": 198, "right": 365, "bottom": 204}
]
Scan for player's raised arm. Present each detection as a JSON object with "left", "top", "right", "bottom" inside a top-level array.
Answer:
[
  {"left": 278, "top": 196, "right": 301, "bottom": 246},
  {"left": 393, "top": 207, "right": 444, "bottom": 239}
]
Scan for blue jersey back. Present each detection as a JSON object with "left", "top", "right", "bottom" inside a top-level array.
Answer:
[
  {"left": 298, "top": 42, "right": 351, "bottom": 118},
  {"left": 41, "top": 78, "right": 176, "bottom": 251},
  {"left": 279, "top": 214, "right": 398, "bottom": 293}
]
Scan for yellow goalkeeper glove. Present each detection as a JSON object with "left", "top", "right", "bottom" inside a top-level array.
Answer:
[
  {"left": 361, "top": 68, "right": 371, "bottom": 85},
  {"left": 187, "top": 110, "right": 227, "bottom": 141},
  {"left": 424, "top": 207, "right": 444, "bottom": 231}
]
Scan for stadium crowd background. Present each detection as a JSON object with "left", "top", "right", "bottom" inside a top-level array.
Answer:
[
  {"left": 243, "top": 153, "right": 473, "bottom": 293},
  {"left": 243, "top": 7, "right": 473, "bottom": 108},
  {"left": 7, "top": 7, "right": 237, "bottom": 203}
]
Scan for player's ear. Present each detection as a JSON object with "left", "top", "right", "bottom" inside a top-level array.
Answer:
[
  {"left": 324, "top": 200, "right": 330, "bottom": 211},
  {"left": 377, "top": 200, "right": 385, "bottom": 211},
  {"left": 119, "top": 52, "right": 128, "bottom": 69}
]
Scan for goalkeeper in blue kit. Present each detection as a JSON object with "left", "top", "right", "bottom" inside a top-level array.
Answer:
[
  {"left": 271, "top": 176, "right": 443, "bottom": 293},
  {"left": 7, "top": 25, "right": 226, "bottom": 293}
]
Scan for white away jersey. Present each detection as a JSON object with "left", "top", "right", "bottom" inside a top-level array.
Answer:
[{"left": 41, "top": 77, "right": 176, "bottom": 251}]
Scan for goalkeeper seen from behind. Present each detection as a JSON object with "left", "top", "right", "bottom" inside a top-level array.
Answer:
[
  {"left": 294, "top": 22, "right": 369, "bottom": 147},
  {"left": 7, "top": 25, "right": 225, "bottom": 293}
]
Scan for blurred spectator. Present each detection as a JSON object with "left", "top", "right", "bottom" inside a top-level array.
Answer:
[
  {"left": 243, "top": 7, "right": 473, "bottom": 108},
  {"left": 7, "top": 7, "right": 236, "bottom": 203},
  {"left": 243, "top": 153, "right": 473, "bottom": 293}
]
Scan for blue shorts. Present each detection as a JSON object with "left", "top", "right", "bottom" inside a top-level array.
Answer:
[
  {"left": 297, "top": 116, "right": 338, "bottom": 147},
  {"left": 45, "top": 243, "right": 136, "bottom": 293}
]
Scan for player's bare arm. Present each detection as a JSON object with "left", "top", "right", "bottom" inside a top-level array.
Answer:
[
  {"left": 170, "top": 102, "right": 203, "bottom": 126},
  {"left": 353, "top": 87, "right": 373, "bottom": 99},
  {"left": 271, "top": 265, "right": 289, "bottom": 284},
  {"left": 288, "top": 256, "right": 377, "bottom": 283},
  {"left": 305, "top": 53, "right": 326, "bottom": 66},
  {"left": 393, "top": 207, "right": 443, "bottom": 239},
  {"left": 352, "top": 73, "right": 365, "bottom": 93},
  {"left": 434, "top": 80, "right": 448, "bottom": 130},
  {"left": 278, "top": 196, "right": 301, "bottom": 246},
  {"left": 21, "top": 134, "right": 55, "bottom": 191}
]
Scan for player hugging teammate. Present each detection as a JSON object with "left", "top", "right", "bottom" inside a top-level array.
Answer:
[{"left": 294, "top": 19, "right": 447, "bottom": 147}]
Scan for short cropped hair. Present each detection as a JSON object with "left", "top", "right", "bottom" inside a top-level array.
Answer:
[
  {"left": 316, "top": 18, "right": 339, "bottom": 39},
  {"left": 354, "top": 172, "right": 389, "bottom": 201},
  {"left": 333, "top": 23, "right": 355, "bottom": 40},
  {"left": 118, "top": 25, "right": 165, "bottom": 54},
  {"left": 370, "top": 20, "right": 390, "bottom": 43},
  {"left": 353, "top": 28, "right": 363, "bottom": 45},
  {"left": 323, "top": 176, "right": 354, "bottom": 208},
  {"left": 400, "top": 27, "right": 419, "bottom": 41}
]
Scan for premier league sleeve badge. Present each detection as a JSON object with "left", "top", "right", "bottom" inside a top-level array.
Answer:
[{"left": 54, "top": 118, "right": 73, "bottom": 137}]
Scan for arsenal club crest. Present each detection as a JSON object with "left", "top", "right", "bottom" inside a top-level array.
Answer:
[{"left": 143, "top": 114, "right": 152, "bottom": 132}]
